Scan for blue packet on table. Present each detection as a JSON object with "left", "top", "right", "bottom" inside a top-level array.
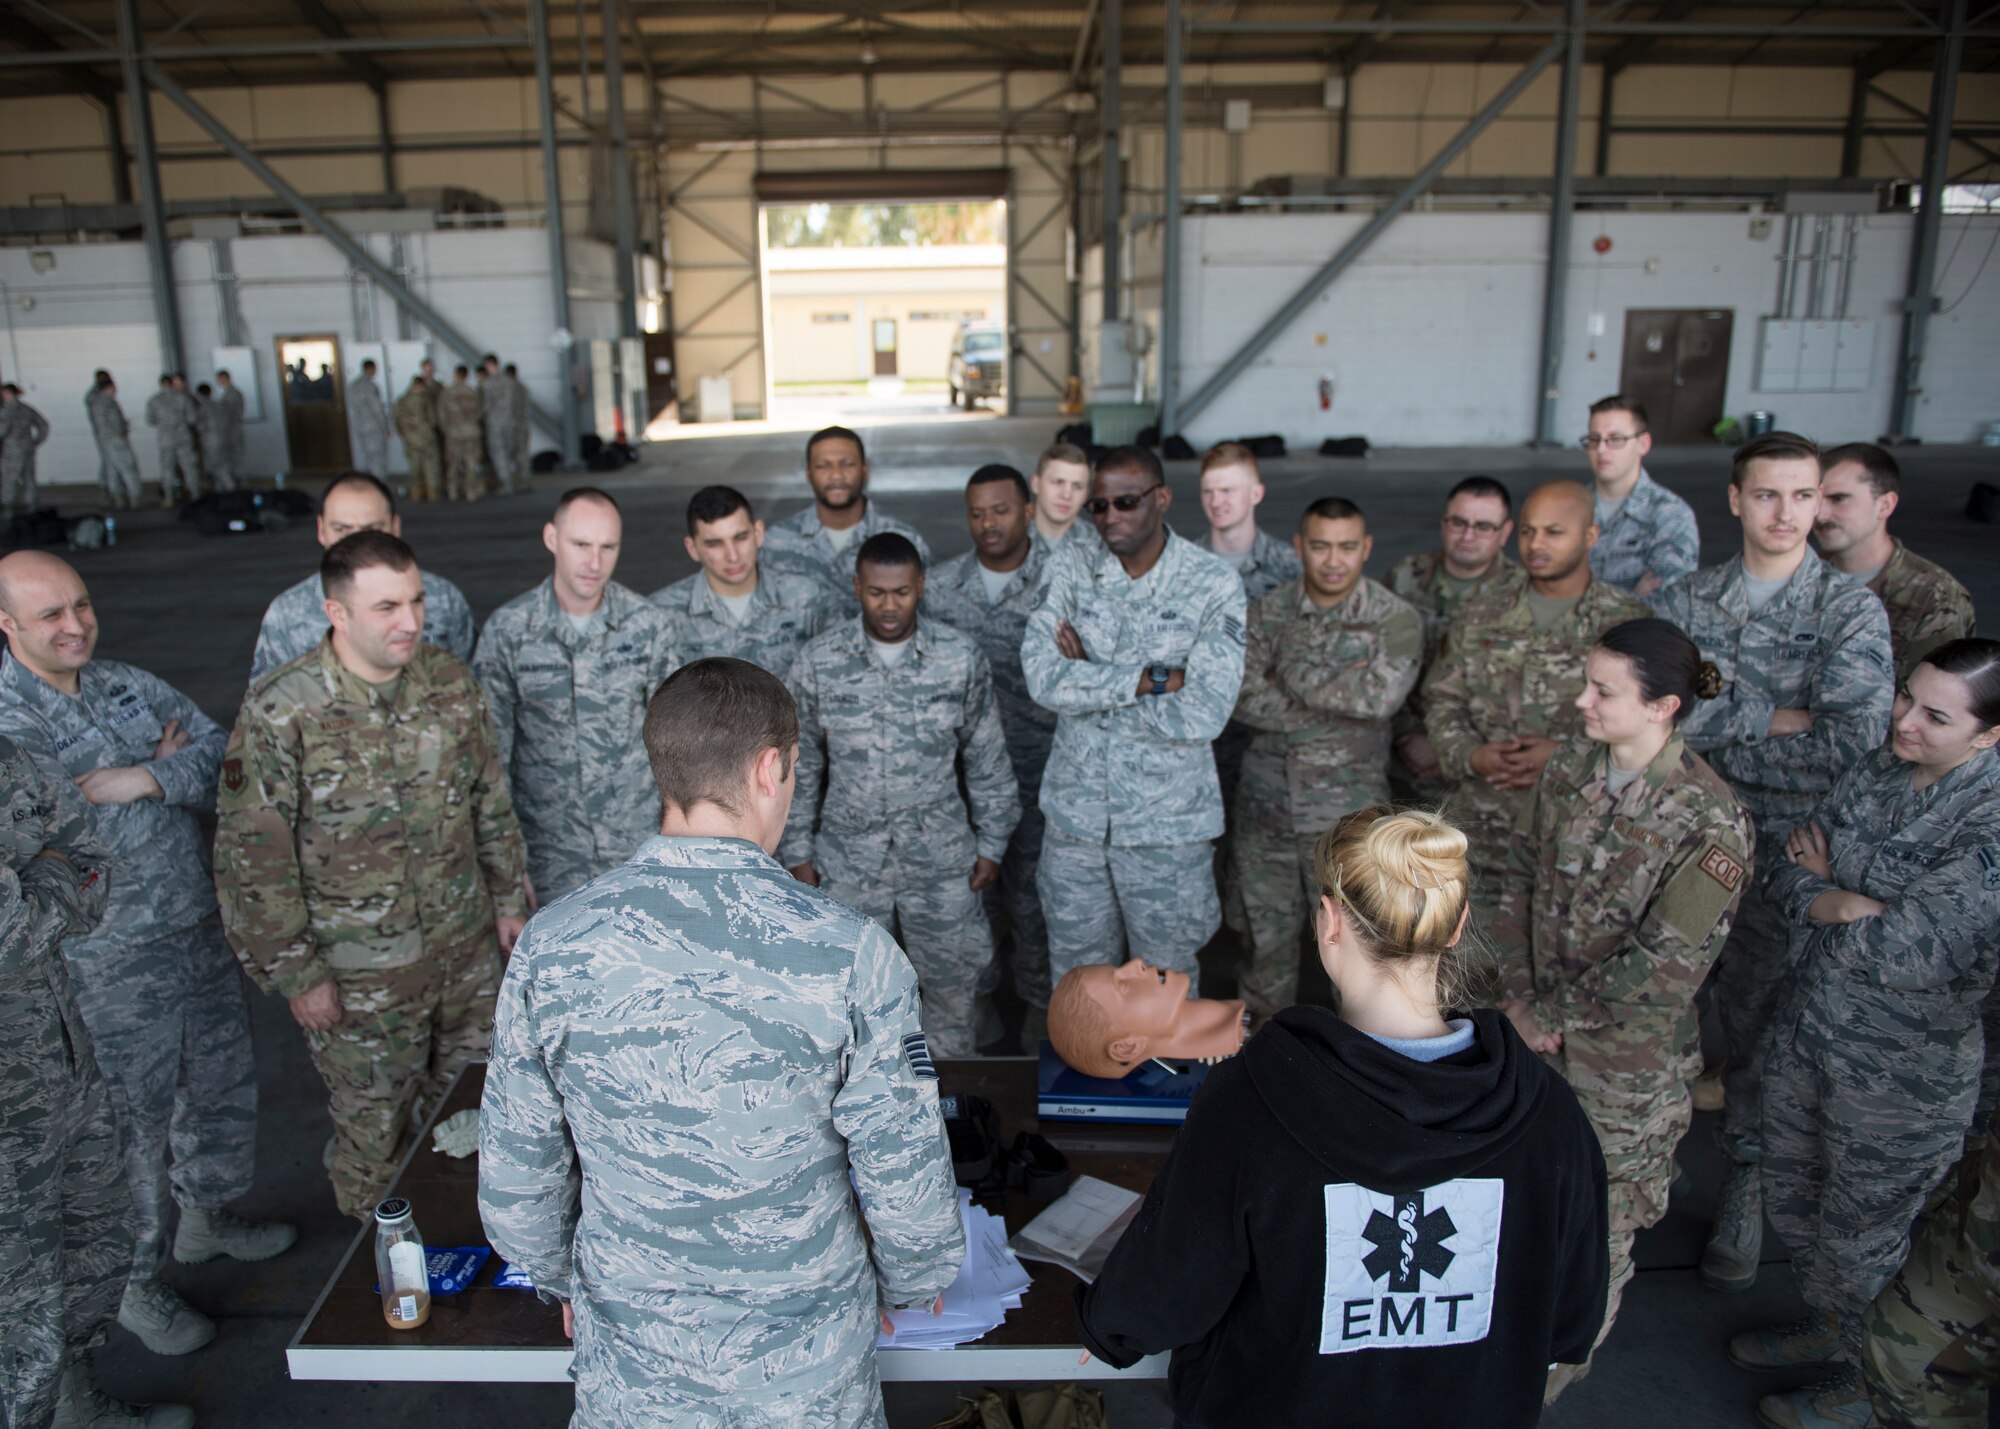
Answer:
[
  {"left": 371, "top": 1246, "right": 491, "bottom": 1297},
  {"left": 494, "top": 1262, "right": 536, "bottom": 1291}
]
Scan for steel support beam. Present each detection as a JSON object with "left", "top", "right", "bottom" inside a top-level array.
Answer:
[
  {"left": 374, "top": 83, "right": 397, "bottom": 192},
  {"left": 141, "top": 65, "right": 564, "bottom": 445},
  {"left": 1160, "top": 0, "right": 1185, "bottom": 438},
  {"left": 114, "top": 0, "right": 182, "bottom": 376},
  {"left": 1870, "top": 80, "right": 2000, "bottom": 174},
  {"left": 601, "top": 0, "right": 640, "bottom": 338},
  {"left": 1840, "top": 66, "right": 1869, "bottom": 176},
  {"left": 1099, "top": 0, "right": 1122, "bottom": 322},
  {"left": 1177, "top": 36, "right": 1565, "bottom": 427},
  {"left": 1888, "top": 0, "right": 1965, "bottom": 439},
  {"left": 1596, "top": 63, "right": 1618, "bottom": 174},
  {"left": 1534, "top": 0, "right": 1585, "bottom": 448},
  {"left": 530, "top": 0, "right": 581, "bottom": 461}
]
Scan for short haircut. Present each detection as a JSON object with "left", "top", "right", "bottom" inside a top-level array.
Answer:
[
  {"left": 453, "top": 364, "right": 470, "bottom": 378},
  {"left": 1301, "top": 496, "right": 1365, "bottom": 529},
  {"left": 1446, "top": 474, "right": 1513, "bottom": 515},
  {"left": 321, "top": 530, "right": 417, "bottom": 603},
  {"left": 643, "top": 658, "right": 799, "bottom": 817},
  {"left": 361, "top": 359, "right": 377, "bottom": 372},
  {"left": 1036, "top": 442, "right": 1090, "bottom": 474},
  {"left": 968, "top": 463, "right": 1032, "bottom": 502},
  {"left": 196, "top": 383, "right": 211, "bottom": 397},
  {"left": 1821, "top": 441, "right": 1900, "bottom": 498},
  {"left": 481, "top": 352, "right": 499, "bottom": 367},
  {"left": 1097, "top": 444, "right": 1165, "bottom": 487},
  {"left": 1199, "top": 441, "right": 1258, "bottom": 478},
  {"left": 686, "top": 484, "right": 753, "bottom": 534},
  {"left": 553, "top": 485, "right": 620, "bottom": 520},
  {"left": 94, "top": 368, "right": 111, "bottom": 383},
  {"left": 505, "top": 363, "right": 518, "bottom": 376},
  {"left": 1588, "top": 394, "right": 1650, "bottom": 430},
  {"left": 1, "top": 384, "right": 17, "bottom": 397},
  {"left": 855, "top": 531, "right": 923, "bottom": 575},
  {"left": 321, "top": 470, "right": 397, "bottom": 518},
  {"left": 807, "top": 425, "right": 865, "bottom": 465},
  {"left": 1731, "top": 431, "right": 1822, "bottom": 488},
  {"left": 215, "top": 369, "right": 230, "bottom": 380},
  {"left": 159, "top": 374, "right": 173, "bottom": 385}
]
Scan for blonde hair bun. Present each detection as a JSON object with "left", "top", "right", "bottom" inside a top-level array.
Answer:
[
  {"left": 1314, "top": 806, "right": 1477, "bottom": 1007},
  {"left": 1363, "top": 812, "right": 1469, "bottom": 894}
]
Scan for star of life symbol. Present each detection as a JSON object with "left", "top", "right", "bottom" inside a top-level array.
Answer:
[{"left": 1320, "top": 1179, "right": 1503, "bottom": 1354}]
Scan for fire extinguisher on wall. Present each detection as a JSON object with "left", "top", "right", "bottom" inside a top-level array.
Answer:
[{"left": 1318, "top": 375, "right": 1335, "bottom": 412}]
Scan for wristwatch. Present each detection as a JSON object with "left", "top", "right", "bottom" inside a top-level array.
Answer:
[{"left": 1147, "top": 663, "right": 1171, "bottom": 695}]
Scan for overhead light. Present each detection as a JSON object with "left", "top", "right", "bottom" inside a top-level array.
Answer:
[
  {"left": 1062, "top": 90, "right": 1097, "bottom": 113},
  {"left": 859, "top": 36, "right": 877, "bottom": 64}
]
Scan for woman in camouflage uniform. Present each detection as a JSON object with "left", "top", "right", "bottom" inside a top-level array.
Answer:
[
  {"left": 1730, "top": 639, "right": 2000, "bottom": 1429},
  {"left": 1494, "top": 618, "right": 1752, "bottom": 1398}
]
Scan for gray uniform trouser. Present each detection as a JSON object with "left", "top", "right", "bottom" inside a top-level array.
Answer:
[
  {"left": 2, "top": 455, "right": 37, "bottom": 516},
  {"left": 483, "top": 416, "right": 519, "bottom": 493},
  {"left": 63, "top": 913, "right": 258, "bottom": 1284},
  {"left": 1718, "top": 831, "right": 1797, "bottom": 1166},
  {"left": 156, "top": 439, "right": 200, "bottom": 501},
  {"left": 102, "top": 437, "right": 143, "bottom": 508},
  {"left": 1038, "top": 825, "right": 1221, "bottom": 994}
]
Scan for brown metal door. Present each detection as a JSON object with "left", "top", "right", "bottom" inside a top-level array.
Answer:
[
  {"left": 872, "top": 318, "right": 898, "bottom": 377},
  {"left": 276, "top": 334, "right": 352, "bottom": 472},
  {"left": 1618, "top": 309, "right": 1733, "bottom": 443}
]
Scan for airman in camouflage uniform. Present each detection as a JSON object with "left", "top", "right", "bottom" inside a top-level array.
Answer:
[
  {"left": 1649, "top": 437, "right": 1894, "bottom": 1295},
  {"left": 347, "top": 361, "right": 389, "bottom": 479},
  {"left": 213, "top": 370, "right": 246, "bottom": 482},
  {"left": 479, "top": 822, "right": 966, "bottom": 1429},
  {"left": 784, "top": 549, "right": 1019, "bottom": 1058},
  {"left": 1387, "top": 476, "right": 1524, "bottom": 799},
  {"left": 1742, "top": 742, "right": 2000, "bottom": 1399},
  {"left": 216, "top": 534, "right": 529, "bottom": 1220},
  {"left": 87, "top": 375, "right": 143, "bottom": 511},
  {"left": 1494, "top": 729, "right": 1750, "bottom": 1381},
  {"left": 0, "top": 735, "right": 158, "bottom": 1429},
  {"left": 653, "top": 487, "right": 832, "bottom": 682},
  {"left": 506, "top": 363, "right": 531, "bottom": 482},
  {"left": 1022, "top": 453, "right": 1248, "bottom": 991},
  {"left": 193, "top": 383, "right": 234, "bottom": 493},
  {"left": 1863, "top": 1106, "right": 2000, "bottom": 1428},
  {"left": 763, "top": 427, "right": 929, "bottom": 618},
  {"left": 436, "top": 367, "right": 485, "bottom": 502},
  {"left": 0, "top": 553, "right": 281, "bottom": 1357},
  {"left": 1424, "top": 483, "right": 1646, "bottom": 936},
  {"left": 474, "top": 491, "right": 680, "bottom": 901},
  {"left": 1582, "top": 397, "right": 1701, "bottom": 595},
  {"left": 478, "top": 359, "right": 521, "bottom": 496},
  {"left": 0, "top": 385, "right": 50, "bottom": 519},
  {"left": 393, "top": 376, "right": 443, "bottom": 502},
  {"left": 1199, "top": 525, "right": 1302, "bottom": 602},
  {"left": 923, "top": 467, "right": 1060, "bottom": 1020},
  {"left": 144, "top": 375, "right": 201, "bottom": 506},
  {"left": 1868, "top": 542, "right": 1977, "bottom": 683},
  {"left": 1230, "top": 502, "right": 1423, "bottom": 1015}
]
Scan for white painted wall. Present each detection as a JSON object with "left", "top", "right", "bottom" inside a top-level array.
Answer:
[
  {"left": 0, "top": 226, "right": 620, "bottom": 486},
  {"left": 1138, "top": 209, "right": 2000, "bottom": 449}
]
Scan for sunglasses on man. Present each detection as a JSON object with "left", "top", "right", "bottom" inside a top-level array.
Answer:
[{"left": 1083, "top": 482, "right": 1165, "bottom": 516}]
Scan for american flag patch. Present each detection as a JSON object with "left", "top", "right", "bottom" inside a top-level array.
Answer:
[{"left": 903, "top": 1031, "right": 937, "bottom": 1079}]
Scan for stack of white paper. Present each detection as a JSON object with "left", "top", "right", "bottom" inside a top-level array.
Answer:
[
  {"left": 1007, "top": 1176, "right": 1142, "bottom": 1284},
  {"left": 878, "top": 1191, "right": 1032, "bottom": 1349}
]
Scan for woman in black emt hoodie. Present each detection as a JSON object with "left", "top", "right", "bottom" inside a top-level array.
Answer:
[{"left": 1074, "top": 805, "right": 1609, "bottom": 1427}]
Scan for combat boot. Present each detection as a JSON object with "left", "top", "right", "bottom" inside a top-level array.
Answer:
[
  {"left": 1729, "top": 1309, "right": 1841, "bottom": 1370},
  {"left": 1700, "top": 1159, "right": 1765, "bottom": 1292},
  {"left": 173, "top": 1207, "right": 297, "bottom": 1265},
  {"left": 52, "top": 1360, "right": 194, "bottom": 1428},
  {"left": 1756, "top": 1364, "right": 1876, "bottom": 1428},
  {"left": 116, "top": 1279, "right": 215, "bottom": 1356}
]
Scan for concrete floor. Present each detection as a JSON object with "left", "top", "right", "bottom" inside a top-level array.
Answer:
[{"left": 60, "top": 414, "right": 2000, "bottom": 1427}]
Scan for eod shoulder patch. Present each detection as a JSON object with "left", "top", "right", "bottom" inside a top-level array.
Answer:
[{"left": 1698, "top": 844, "right": 1745, "bottom": 892}]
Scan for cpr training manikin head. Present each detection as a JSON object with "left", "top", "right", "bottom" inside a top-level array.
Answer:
[{"left": 1048, "top": 959, "right": 1246, "bottom": 1080}]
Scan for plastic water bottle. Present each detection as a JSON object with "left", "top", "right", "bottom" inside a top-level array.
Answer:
[
  {"left": 275, "top": 471, "right": 287, "bottom": 491},
  {"left": 374, "top": 1197, "right": 431, "bottom": 1330},
  {"left": 103, "top": 516, "right": 116, "bottom": 547}
]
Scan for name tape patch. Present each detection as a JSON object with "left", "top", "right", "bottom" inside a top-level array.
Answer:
[
  {"left": 1699, "top": 845, "right": 1745, "bottom": 892},
  {"left": 903, "top": 1031, "right": 937, "bottom": 1080},
  {"left": 1320, "top": 1178, "right": 1503, "bottom": 1355}
]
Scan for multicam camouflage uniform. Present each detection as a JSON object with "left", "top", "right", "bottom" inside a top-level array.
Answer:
[
  {"left": 923, "top": 534, "right": 1058, "bottom": 1010},
  {"left": 249, "top": 568, "right": 476, "bottom": 684},
  {"left": 478, "top": 834, "right": 966, "bottom": 1429},
  {"left": 394, "top": 386, "right": 442, "bottom": 502},
  {"left": 1649, "top": 549, "right": 1894, "bottom": 1168},
  {"left": 1864, "top": 1106, "right": 2000, "bottom": 1428},
  {"left": 215, "top": 640, "right": 528, "bottom": 1219},
  {"left": 1589, "top": 470, "right": 1701, "bottom": 593},
  {"left": 1422, "top": 576, "right": 1646, "bottom": 935},
  {"left": 782, "top": 618, "right": 1019, "bottom": 1057},
  {"left": 1867, "top": 539, "right": 1977, "bottom": 683},
  {"left": 1229, "top": 576, "right": 1423, "bottom": 1014},
  {"left": 1386, "top": 549, "right": 1525, "bottom": 799},
  {"left": 0, "top": 735, "right": 127, "bottom": 1429},
  {"left": 1760, "top": 746, "right": 2000, "bottom": 1365},
  {"left": 762, "top": 501, "right": 931, "bottom": 619},
  {"left": 479, "top": 371, "right": 519, "bottom": 495},
  {"left": 1493, "top": 733, "right": 1750, "bottom": 1362},
  {"left": 436, "top": 381, "right": 484, "bottom": 501},
  {"left": 87, "top": 386, "right": 143, "bottom": 510},
  {"left": 347, "top": 371, "right": 389, "bottom": 479},
  {"left": 1022, "top": 533, "right": 1247, "bottom": 990},
  {"left": 649, "top": 566, "right": 831, "bottom": 683},
  {"left": 144, "top": 387, "right": 201, "bottom": 503},
  {"left": 0, "top": 657, "right": 255, "bottom": 1291},
  {"left": 473, "top": 579, "right": 680, "bottom": 902},
  {"left": 0, "top": 394, "right": 50, "bottom": 518}
]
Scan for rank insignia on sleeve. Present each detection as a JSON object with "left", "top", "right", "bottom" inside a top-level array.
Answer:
[
  {"left": 221, "top": 758, "right": 245, "bottom": 793},
  {"left": 1698, "top": 844, "right": 1745, "bottom": 892},
  {"left": 1979, "top": 847, "right": 2000, "bottom": 891},
  {"left": 903, "top": 1031, "right": 937, "bottom": 1079}
]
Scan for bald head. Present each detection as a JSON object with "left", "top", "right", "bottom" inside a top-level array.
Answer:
[
  {"left": 0, "top": 552, "right": 97, "bottom": 690},
  {"left": 1517, "top": 480, "right": 1599, "bottom": 591},
  {"left": 1522, "top": 480, "right": 1595, "bottom": 528}
]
